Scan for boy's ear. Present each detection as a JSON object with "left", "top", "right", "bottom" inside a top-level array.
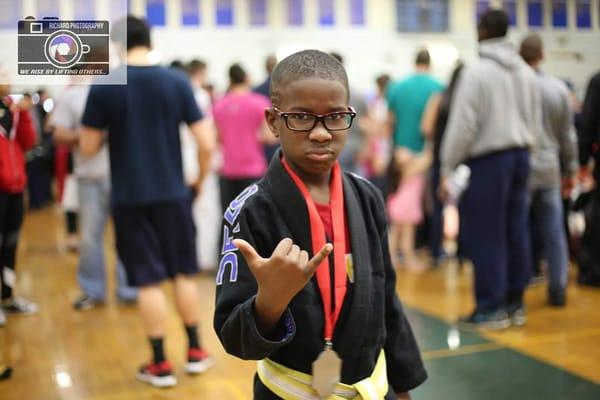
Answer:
[{"left": 265, "top": 108, "right": 279, "bottom": 138}]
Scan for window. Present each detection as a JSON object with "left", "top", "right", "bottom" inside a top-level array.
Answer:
[
  {"left": 396, "top": 0, "right": 449, "bottom": 32},
  {"left": 181, "top": 0, "right": 201, "bottom": 26},
  {"left": 502, "top": 0, "right": 517, "bottom": 26},
  {"left": 287, "top": 0, "right": 303, "bottom": 25},
  {"left": 319, "top": 0, "right": 335, "bottom": 26},
  {"left": 0, "top": 0, "right": 20, "bottom": 29},
  {"left": 37, "top": 0, "right": 60, "bottom": 18},
  {"left": 575, "top": 0, "right": 591, "bottom": 28},
  {"left": 527, "top": 0, "right": 543, "bottom": 27},
  {"left": 250, "top": 0, "right": 267, "bottom": 26},
  {"left": 216, "top": 0, "right": 233, "bottom": 26},
  {"left": 146, "top": 0, "right": 166, "bottom": 26},
  {"left": 552, "top": 0, "right": 568, "bottom": 28},
  {"left": 350, "top": 0, "right": 365, "bottom": 26}
]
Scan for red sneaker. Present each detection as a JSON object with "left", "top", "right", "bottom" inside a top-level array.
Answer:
[
  {"left": 185, "top": 348, "right": 213, "bottom": 374},
  {"left": 137, "top": 361, "right": 177, "bottom": 388}
]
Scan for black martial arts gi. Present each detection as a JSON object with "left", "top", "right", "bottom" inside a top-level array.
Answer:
[{"left": 214, "top": 154, "right": 427, "bottom": 399}]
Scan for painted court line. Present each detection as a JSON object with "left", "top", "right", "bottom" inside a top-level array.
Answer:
[{"left": 421, "top": 342, "right": 504, "bottom": 361}]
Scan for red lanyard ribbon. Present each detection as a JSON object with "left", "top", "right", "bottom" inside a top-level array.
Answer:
[{"left": 281, "top": 157, "right": 347, "bottom": 342}]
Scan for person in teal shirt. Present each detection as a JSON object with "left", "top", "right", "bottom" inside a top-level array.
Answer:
[
  {"left": 386, "top": 50, "right": 443, "bottom": 271},
  {"left": 387, "top": 50, "right": 444, "bottom": 152}
]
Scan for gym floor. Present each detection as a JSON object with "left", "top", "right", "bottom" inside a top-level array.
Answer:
[{"left": 1, "top": 207, "right": 599, "bottom": 399}]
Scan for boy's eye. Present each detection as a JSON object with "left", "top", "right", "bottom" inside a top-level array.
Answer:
[
  {"left": 288, "top": 113, "right": 313, "bottom": 121},
  {"left": 326, "top": 113, "right": 343, "bottom": 121}
]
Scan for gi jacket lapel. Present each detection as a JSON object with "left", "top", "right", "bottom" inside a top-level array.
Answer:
[
  {"left": 265, "top": 153, "right": 313, "bottom": 256},
  {"left": 331, "top": 173, "right": 370, "bottom": 356}
]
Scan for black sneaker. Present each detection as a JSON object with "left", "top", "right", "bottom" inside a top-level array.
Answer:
[
  {"left": 0, "top": 364, "right": 12, "bottom": 381},
  {"left": 73, "top": 296, "right": 104, "bottom": 311},
  {"left": 529, "top": 273, "right": 546, "bottom": 286},
  {"left": 548, "top": 290, "right": 566, "bottom": 307},
  {"left": 2, "top": 297, "right": 39, "bottom": 315},
  {"left": 507, "top": 305, "right": 527, "bottom": 327},
  {"left": 458, "top": 309, "right": 510, "bottom": 330},
  {"left": 117, "top": 296, "right": 137, "bottom": 307}
]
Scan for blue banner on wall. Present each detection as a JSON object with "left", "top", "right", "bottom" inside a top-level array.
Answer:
[
  {"left": 182, "top": 0, "right": 201, "bottom": 26},
  {"left": 147, "top": 0, "right": 166, "bottom": 26},
  {"left": 552, "top": 0, "right": 568, "bottom": 28},
  {"left": 319, "top": 0, "right": 335, "bottom": 26},
  {"left": 576, "top": 0, "right": 591, "bottom": 28},
  {"left": 250, "top": 0, "right": 267, "bottom": 26},
  {"left": 288, "top": 0, "right": 303, "bottom": 26},
  {"left": 527, "top": 0, "right": 544, "bottom": 27},
  {"left": 216, "top": 0, "right": 233, "bottom": 26},
  {"left": 350, "top": 0, "right": 365, "bottom": 25}
]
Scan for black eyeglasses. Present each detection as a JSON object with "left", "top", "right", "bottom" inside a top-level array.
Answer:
[{"left": 272, "top": 107, "right": 357, "bottom": 132}]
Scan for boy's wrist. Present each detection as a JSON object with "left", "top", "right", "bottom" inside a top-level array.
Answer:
[
  {"left": 254, "top": 291, "right": 289, "bottom": 336},
  {"left": 255, "top": 291, "right": 288, "bottom": 317}
]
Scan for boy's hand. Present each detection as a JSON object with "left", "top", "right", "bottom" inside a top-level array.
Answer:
[{"left": 234, "top": 238, "right": 332, "bottom": 334}]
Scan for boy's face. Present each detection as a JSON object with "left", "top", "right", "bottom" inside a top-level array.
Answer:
[{"left": 266, "top": 77, "right": 349, "bottom": 177}]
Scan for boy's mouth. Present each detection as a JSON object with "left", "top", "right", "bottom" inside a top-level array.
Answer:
[{"left": 305, "top": 149, "right": 334, "bottom": 162}]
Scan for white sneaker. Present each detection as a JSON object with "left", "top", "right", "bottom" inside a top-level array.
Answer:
[
  {"left": 185, "top": 348, "right": 214, "bottom": 374},
  {"left": 0, "top": 308, "right": 6, "bottom": 327}
]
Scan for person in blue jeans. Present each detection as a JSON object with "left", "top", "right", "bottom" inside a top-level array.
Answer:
[
  {"left": 51, "top": 83, "right": 137, "bottom": 310},
  {"left": 520, "top": 34, "right": 578, "bottom": 307},
  {"left": 440, "top": 10, "right": 541, "bottom": 329}
]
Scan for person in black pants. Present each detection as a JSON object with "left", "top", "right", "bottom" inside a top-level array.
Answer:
[
  {"left": 423, "top": 62, "right": 464, "bottom": 265},
  {"left": 439, "top": 10, "right": 540, "bottom": 329},
  {"left": 0, "top": 79, "right": 39, "bottom": 324},
  {"left": 577, "top": 71, "right": 600, "bottom": 287}
]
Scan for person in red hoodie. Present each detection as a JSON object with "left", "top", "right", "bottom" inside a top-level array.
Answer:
[{"left": 0, "top": 77, "right": 39, "bottom": 328}]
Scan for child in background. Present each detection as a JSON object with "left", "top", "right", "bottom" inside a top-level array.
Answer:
[{"left": 214, "top": 50, "right": 426, "bottom": 400}]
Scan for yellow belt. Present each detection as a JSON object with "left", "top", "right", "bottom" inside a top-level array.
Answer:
[{"left": 257, "top": 351, "right": 388, "bottom": 400}]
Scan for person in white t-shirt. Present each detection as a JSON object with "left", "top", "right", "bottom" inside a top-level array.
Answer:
[{"left": 51, "top": 80, "right": 137, "bottom": 310}]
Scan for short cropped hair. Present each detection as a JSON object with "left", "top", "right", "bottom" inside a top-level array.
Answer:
[
  {"left": 265, "top": 55, "right": 277, "bottom": 74},
  {"left": 229, "top": 63, "right": 247, "bottom": 85},
  {"left": 478, "top": 9, "right": 509, "bottom": 39},
  {"left": 187, "top": 59, "right": 207, "bottom": 75},
  {"left": 112, "top": 16, "right": 151, "bottom": 50},
  {"left": 376, "top": 74, "right": 391, "bottom": 92},
  {"left": 270, "top": 50, "right": 349, "bottom": 106},
  {"left": 415, "top": 49, "right": 430, "bottom": 66},
  {"left": 519, "top": 33, "right": 543, "bottom": 64}
]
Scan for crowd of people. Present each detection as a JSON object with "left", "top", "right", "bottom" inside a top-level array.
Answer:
[{"left": 0, "top": 9, "right": 598, "bottom": 398}]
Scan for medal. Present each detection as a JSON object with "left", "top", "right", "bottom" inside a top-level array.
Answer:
[
  {"left": 312, "top": 341, "right": 342, "bottom": 399},
  {"left": 281, "top": 158, "right": 348, "bottom": 400}
]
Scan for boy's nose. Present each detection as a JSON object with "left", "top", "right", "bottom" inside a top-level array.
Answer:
[{"left": 308, "top": 121, "right": 333, "bottom": 142}]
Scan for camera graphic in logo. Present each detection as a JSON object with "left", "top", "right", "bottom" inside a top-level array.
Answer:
[{"left": 18, "top": 17, "right": 109, "bottom": 75}]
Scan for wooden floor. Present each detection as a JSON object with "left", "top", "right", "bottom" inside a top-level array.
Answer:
[{"left": 1, "top": 206, "right": 599, "bottom": 399}]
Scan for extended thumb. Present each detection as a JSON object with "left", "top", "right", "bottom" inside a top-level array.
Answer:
[{"left": 233, "top": 238, "right": 259, "bottom": 263}]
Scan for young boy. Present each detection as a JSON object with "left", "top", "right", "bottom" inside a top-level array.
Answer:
[{"left": 214, "top": 50, "right": 426, "bottom": 399}]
